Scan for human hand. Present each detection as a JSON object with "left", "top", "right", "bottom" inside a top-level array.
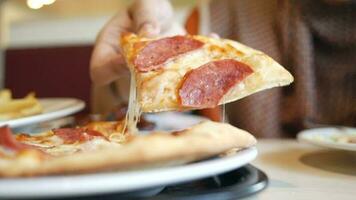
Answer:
[{"left": 90, "top": 0, "right": 185, "bottom": 86}]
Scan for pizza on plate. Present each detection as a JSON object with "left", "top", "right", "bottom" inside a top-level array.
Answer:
[{"left": 0, "top": 120, "right": 256, "bottom": 177}]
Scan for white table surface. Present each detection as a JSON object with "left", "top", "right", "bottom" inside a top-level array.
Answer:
[{"left": 244, "top": 139, "right": 356, "bottom": 200}]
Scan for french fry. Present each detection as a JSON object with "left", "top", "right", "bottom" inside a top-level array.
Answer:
[
  {"left": 0, "top": 90, "right": 43, "bottom": 120},
  {"left": 0, "top": 89, "right": 12, "bottom": 104}
]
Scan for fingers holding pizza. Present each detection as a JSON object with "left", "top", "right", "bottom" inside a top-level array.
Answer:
[{"left": 90, "top": 0, "right": 185, "bottom": 86}]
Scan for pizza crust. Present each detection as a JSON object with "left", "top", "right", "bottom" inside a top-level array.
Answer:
[
  {"left": 221, "top": 50, "right": 293, "bottom": 105},
  {"left": 0, "top": 121, "right": 256, "bottom": 177}
]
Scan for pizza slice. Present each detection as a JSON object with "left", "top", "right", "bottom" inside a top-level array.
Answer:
[
  {"left": 120, "top": 33, "right": 293, "bottom": 112},
  {"left": 0, "top": 120, "right": 256, "bottom": 177}
]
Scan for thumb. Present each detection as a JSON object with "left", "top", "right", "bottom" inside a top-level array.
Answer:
[
  {"left": 137, "top": 22, "right": 160, "bottom": 38},
  {"left": 130, "top": 0, "right": 174, "bottom": 37}
]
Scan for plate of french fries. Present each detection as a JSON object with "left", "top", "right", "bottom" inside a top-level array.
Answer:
[{"left": 0, "top": 89, "right": 85, "bottom": 128}]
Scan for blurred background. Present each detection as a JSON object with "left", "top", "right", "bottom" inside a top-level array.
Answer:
[
  {"left": 0, "top": 0, "right": 195, "bottom": 112},
  {"left": 0, "top": 0, "right": 354, "bottom": 138}
]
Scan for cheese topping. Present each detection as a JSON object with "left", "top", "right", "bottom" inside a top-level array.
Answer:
[{"left": 120, "top": 70, "right": 142, "bottom": 135}]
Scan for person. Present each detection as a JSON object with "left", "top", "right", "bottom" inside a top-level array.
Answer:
[
  {"left": 91, "top": 0, "right": 356, "bottom": 137},
  {"left": 192, "top": 0, "right": 356, "bottom": 137},
  {"left": 90, "top": 0, "right": 185, "bottom": 86},
  {"left": 90, "top": 0, "right": 221, "bottom": 123},
  {"left": 90, "top": 0, "right": 185, "bottom": 117}
]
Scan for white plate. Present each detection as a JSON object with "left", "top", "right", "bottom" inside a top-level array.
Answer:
[
  {"left": 298, "top": 127, "right": 356, "bottom": 151},
  {"left": 0, "top": 147, "right": 257, "bottom": 199},
  {"left": 0, "top": 98, "right": 85, "bottom": 128},
  {"left": 146, "top": 112, "right": 208, "bottom": 131}
]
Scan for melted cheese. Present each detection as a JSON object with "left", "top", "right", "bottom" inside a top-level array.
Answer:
[
  {"left": 78, "top": 138, "right": 120, "bottom": 151},
  {"left": 118, "top": 34, "right": 144, "bottom": 135},
  {"left": 121, "top": 71, "right": 141, "bottom": 135},
  {"left": 21, "top": 135, "right": 63, "bottom": 148},
  {"left": 44, "top": 138, "right": 120, "bottom": 156},
  {"left": 108, "top": 131, "right": 127, "bottom": 143},
  {"left": 222, "top": 103, "right": 226, "bottom": 123}
]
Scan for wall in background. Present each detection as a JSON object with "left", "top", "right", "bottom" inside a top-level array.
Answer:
[
  {"left": 0, "top": 0, "right": 196, "bottom": 90},
  {"left": 9, "top": 16, "right": 111, "bottom": 48},
  {"left": 1, "top": 0, "right": 196, "bottom": 48}
]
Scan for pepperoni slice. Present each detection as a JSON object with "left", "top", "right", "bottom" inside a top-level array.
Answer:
[
  {"left": 134, "top": 36, "right": 204, "bottom": 72},
  {"left": 178, "top": 59, "right": 253, "bottom": 108},
  {"left": 53, "top": 128, "right": 104, "bottom": 144},
  {"left": 0, "top": 126, "right": 33, "bottom": 151}
]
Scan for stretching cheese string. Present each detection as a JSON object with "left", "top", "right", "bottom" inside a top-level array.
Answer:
[
  {"left": 222, "top": 93, "right": 226, "bottom": 123},
  {"left": 222, "top": 104, "right": 226, "bottom": 123},
  {"left": 123, "top": 72, "right": 140, "bottom": 134}
]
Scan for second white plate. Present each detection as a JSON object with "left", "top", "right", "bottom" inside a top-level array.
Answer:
[
  {"left": 0, "top": 98, "right": 85, "bottom": 128},
  {"left": 298, "top": 127, "right": 356, "bottom": 151},
  {"left": 146, "top": 112, "right": 208, "bottom": 131}
]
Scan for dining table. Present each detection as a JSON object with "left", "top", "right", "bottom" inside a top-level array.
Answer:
[{"left": 244, "top": 139, "right": 356, "bottom": 200}]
